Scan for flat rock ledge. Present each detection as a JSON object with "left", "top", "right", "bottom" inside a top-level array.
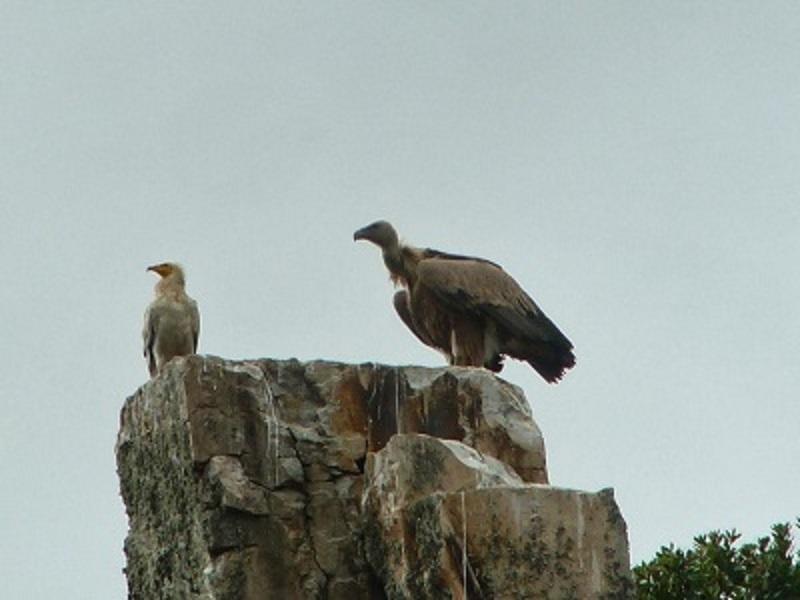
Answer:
[{"left": 116, "top": 355, "right": 632, "bottom": 599}]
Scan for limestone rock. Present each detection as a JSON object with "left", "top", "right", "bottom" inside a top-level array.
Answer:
[
  {"left": 362, "top": 434, "right": 632, "bottom": 599},
  {"left": 116, "top": 355, "right": 631, "bottom": 599}
]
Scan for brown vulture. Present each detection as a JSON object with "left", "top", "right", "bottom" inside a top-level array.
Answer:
[
  {"left": 143, "top": 262, "right": 200, "bottom": 378},
  {"left": 354, "top": 221, "right": 575, "bottom": 383}
]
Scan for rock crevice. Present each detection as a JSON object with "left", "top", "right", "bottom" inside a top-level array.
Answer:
[{"left": 116, "top": 356, "right": 632, "bottom": 599}]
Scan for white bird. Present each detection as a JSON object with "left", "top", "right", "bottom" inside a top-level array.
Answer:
[{"left": 142, "top": 262, "right": 200, "bottom": 378}]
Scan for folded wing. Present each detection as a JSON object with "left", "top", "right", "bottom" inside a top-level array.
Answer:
[{"left": 416, "top": 258, "right": 575, "bottom": 382}]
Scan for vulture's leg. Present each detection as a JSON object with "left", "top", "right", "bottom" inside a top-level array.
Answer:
[
  {"left": 482, "top": 322, "right": 504, "bottom": 371},
  {"left": 450, "top": 318, "right": 485, "bottom": 367}
]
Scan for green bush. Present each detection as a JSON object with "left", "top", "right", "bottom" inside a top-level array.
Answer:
[{"left": 634, "top": 520, "right": 800, "bottom": 599}]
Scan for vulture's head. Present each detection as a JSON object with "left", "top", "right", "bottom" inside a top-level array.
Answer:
[{"left": 353, "top": 220, "right": 399, "bottom": 250}]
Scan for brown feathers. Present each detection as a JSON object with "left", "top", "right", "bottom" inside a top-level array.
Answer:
[{"left": 355, "top": 221, "right": 575, "bottom": 383}]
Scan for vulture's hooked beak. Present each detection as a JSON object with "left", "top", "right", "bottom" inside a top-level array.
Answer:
[
  {"left": 354, "top": 220, "right": 396, "bottom": 248},
  {"left": 353, "top": 226, "right": 371, "bottom": 242}
]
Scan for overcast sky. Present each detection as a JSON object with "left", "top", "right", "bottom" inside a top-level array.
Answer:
[{"left": 2, "top": 3, "right": 799, "bottom": 598}]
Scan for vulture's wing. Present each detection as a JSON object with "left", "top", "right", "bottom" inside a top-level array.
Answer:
[
  {"left": 415, "top": 258, "right": 549, "bottom": 336},
  {"left": 393, "top": 290, "right": 433, "bottom": 347},
  {"left": 417, "top": 257, "right": 575, "bottom": 381},
  {"left": 421, "top": 247, "right": 503, "bottom": 270},
  {"left": 397, "top": 285, "right": 454, "bottom": 361}
]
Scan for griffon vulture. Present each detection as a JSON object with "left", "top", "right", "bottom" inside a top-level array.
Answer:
[
  {"left": 143, "top": 262, "right": 200, "bottom": 378},
  {"left": 354, "top": 221, "right": 575, "bottom": 383}
]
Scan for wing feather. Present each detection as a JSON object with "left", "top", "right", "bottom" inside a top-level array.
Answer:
[
  {"left": 416, "top": 257, "right": 575, "bottom": 381},
  {"left": 142, "top": 305, "right": 159, "bottom": 377},
  {"left": 394, "top": 289, "right": 453, "bottom": 361},
  {"left": 393, "top": 290, "right": 430, "bottom": 346},
  {"left": 189, "top": 299, "right": 200, "bottom": 352},
  {"left": 420, "top": 248, "right": 503, "bottom": 270},
  {"left": 416, "top": 258, "right": 538, "bottom": 316}
]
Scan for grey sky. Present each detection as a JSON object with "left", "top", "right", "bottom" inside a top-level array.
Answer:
[{"left": 2, "top": 3, "right": 799, "bottom": 597}]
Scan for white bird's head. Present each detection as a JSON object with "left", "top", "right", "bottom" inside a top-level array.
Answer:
[
  {"left": 147, "top": 262, "right": 184, "bottom": 278},
  {"left": 147, "top": 262, "right": 187, "bottom": 291}
]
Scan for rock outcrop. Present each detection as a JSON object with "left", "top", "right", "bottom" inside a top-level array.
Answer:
[{"left": 116, "top": 355, "right": 632, "bottom": 599}]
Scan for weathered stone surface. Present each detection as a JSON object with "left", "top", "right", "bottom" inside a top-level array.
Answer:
[
  {"left": 363, "top": 434, "right": 632, "bottom": 599},
  {"left": 116, "top": 355, "right": 631, "bottom": 599}
]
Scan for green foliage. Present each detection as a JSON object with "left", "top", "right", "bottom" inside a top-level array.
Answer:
[{"left": 634, "top": 519, "right": 800, "bottom": 600}]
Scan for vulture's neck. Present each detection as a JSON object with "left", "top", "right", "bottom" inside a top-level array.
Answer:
[{"left": 383, "top": 244, "right": 422, "bottom": 288}]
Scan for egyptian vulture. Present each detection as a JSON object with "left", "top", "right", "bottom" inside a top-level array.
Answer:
[
  {"left": 142, "top": 262, "right": 200, "bottom": 378},
  {"left": 354, "top": 221, "right": 575, "bottom": 383}
]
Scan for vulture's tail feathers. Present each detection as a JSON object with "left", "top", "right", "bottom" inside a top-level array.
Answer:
[
  {"left": 483, "top": 304, "right": 576, "bottom": 383},
  {"left": 526, "top": 349, "right": 576, "bottom": 383}
]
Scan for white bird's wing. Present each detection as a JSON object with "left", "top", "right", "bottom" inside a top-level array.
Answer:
[
  {"left": 188, "top": 298, "right": 200, "bottom": 352},
  {"left": 142, "top": 304, "right": 159, "bottom": 377}
]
